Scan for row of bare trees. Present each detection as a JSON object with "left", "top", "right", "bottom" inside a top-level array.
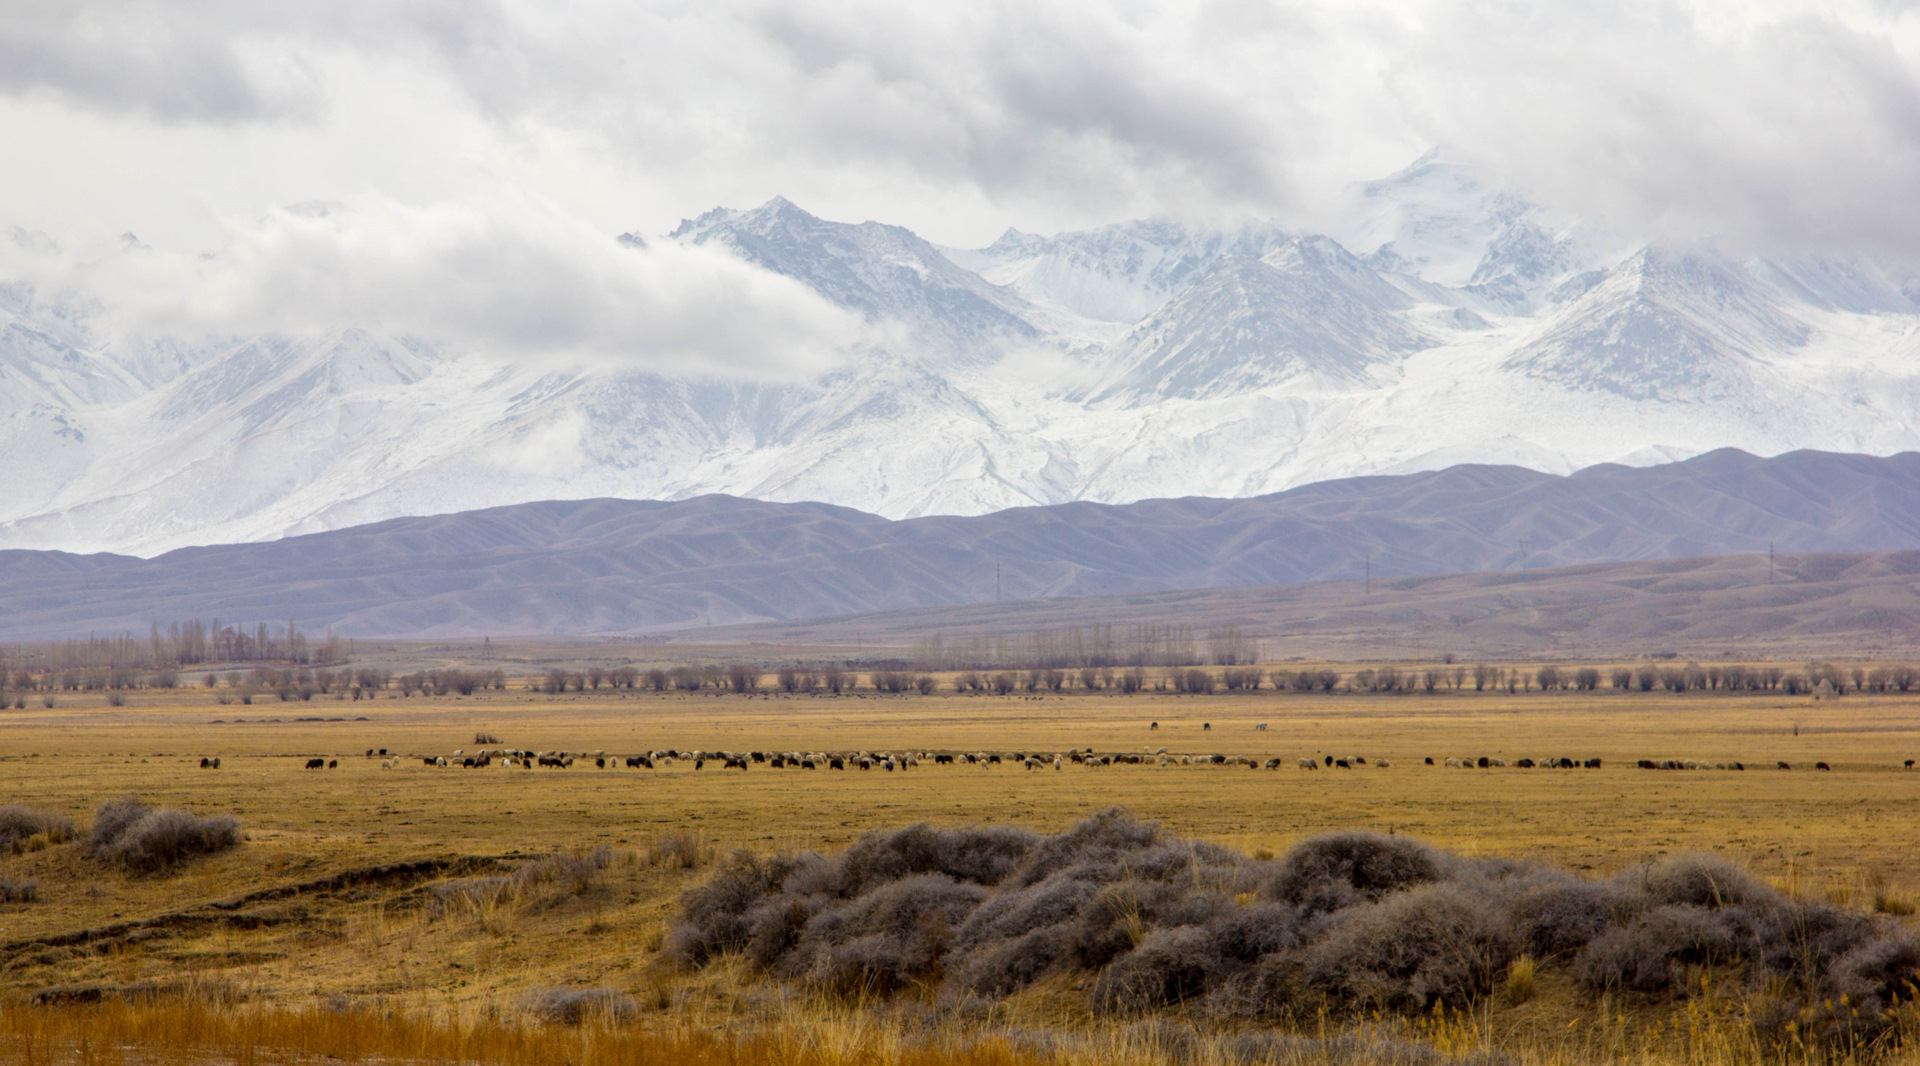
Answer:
[
  {"left": 3, "top": 619, "right": 348, "bottom": 676},
  {"left": 533, "top": 660, "right": 1920, "bottom": 698}
]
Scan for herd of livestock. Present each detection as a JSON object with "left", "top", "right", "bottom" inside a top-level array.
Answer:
[{"left": 217, "top": 745, "right": 1920, "bottom": 773}]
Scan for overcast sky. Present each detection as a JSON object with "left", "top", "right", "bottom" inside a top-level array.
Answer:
[{"left": 7, "top": 0, "right": 1920, "bottom": 369}]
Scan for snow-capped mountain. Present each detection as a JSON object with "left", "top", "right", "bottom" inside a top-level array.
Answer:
[{"left": 6, "top": 153, "right": 1920, "bottom": 557}]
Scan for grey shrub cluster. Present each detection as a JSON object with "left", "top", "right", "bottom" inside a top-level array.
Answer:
[
  {"left": 519, "top": 986, "right": 637, "bottom": 1026},
  {"left": 0, "top": 805, "right": 75, "bottom": 851},
  {"left": 429, "top": 849, "right": 612, "bottom": 916},
  {"left": 668, "top": 810, "right": 1920, "bottom": 1050},
  {"left": 86, "top": 795, "right": 242, "bottom": 872}
]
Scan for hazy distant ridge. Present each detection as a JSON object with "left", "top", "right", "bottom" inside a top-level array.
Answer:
[{"left": 0, "top": 448, "right": 1914, "bottom": 640}]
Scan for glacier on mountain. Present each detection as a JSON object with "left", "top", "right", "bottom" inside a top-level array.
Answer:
[{"left": 5, "top": 153, "right": 1920, "bottom": 556}]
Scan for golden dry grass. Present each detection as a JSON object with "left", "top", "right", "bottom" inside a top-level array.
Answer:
[{"left": 1, "top": 675, "right": 1918, "bottom": 1063}]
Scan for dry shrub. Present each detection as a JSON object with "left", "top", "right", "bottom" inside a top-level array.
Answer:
[
  {"left": 433, "top": 851, "right": 613, "bottom": 918},
  {"left": 0, "top": 806, "right": 74, "bottom": 853},
  {"left": 1507, "top": 877, "right": 1641, "bottom": 960},
  {"left": 668, "top": 810, "right": 1920, "bottom": 1047},
  {"left": 1299, "top": 883, "right": 1519, "bottom": 1011},
  {"left": 519, "top": 987, "right": 636, "bottom": 1026},
  {"left": 1636, "top": 854, "right": 1778, "bottom": 911},
  {"left": 1573, "top": 904, "right": 1740, "bottom": 993},
  {"left": 836, "top": 822, "right": 1040, "bottom": 896},
  {"left": 0, "top": 877, "right": 38, "bottom": 903},
  {"left": 1093, "top": 925, "right": 1221, "bottom": 1012},
  {"left": 516, "top": 849, "right": 610, "bottom": 896},
  {"left": 429, "top": 876, "right": 516, "bottom": 916},
  {"left": 789, "top": 873, "right": 986, "bottom": 993},
  {"left": 85, "top": 796, "right": 241, "bottom": 873},
  {"left": 650, "top": 832, "right": 714, "bottom": 870},
  {"left": 1260, "top": 832, "right": 1447, "bottom": 915},
  {"left": 666, "top": 851, "right": 808, "bottom": 965}
]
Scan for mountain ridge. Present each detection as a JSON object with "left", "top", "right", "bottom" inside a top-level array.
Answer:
[
  {"left": 8, "top": 155, "right": 1920, "bottom": 555},
  {"left": 0, "top": 448, "right": 1915, "bottom": 641}
]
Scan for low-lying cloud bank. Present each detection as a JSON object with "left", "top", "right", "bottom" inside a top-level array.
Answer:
[{"left": 5, "top": 196, "right": 865, "bottom": 380}]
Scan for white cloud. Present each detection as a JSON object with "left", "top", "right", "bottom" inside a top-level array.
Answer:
[
  {"left": 6, "top": 0, "right": 1920, "bottom": 257},
  {"left": 11, "top": 195, "right": 865, "bottom": 379}
]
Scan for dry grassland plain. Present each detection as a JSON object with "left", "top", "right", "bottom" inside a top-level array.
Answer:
[{"left": 2, "top": 670, "right": 1919, "bottom": 1064}]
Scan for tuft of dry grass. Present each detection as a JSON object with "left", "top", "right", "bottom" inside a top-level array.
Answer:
[
  {"left": 651, "top": 832, "right": 716, "bottom": 870},
  {"left": 1504, "top": 955, "right": 1536, "bottom": 1005}
]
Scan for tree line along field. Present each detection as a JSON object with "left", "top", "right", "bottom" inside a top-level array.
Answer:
[{"left": 0, "top": 663, "right": 1917, "bottom": 1065}]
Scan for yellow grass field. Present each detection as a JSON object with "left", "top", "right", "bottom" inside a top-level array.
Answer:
[{"left": 2, "top": 672, "right": 1918, "bottom": 1064}]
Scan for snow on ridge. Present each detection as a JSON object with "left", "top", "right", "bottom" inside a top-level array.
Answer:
[{"left": 6, "top": 163, "right": 1920, "bottom": 556}]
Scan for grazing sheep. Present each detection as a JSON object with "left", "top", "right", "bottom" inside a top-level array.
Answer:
[
  {"left": 1297, "top": 758, "right": 1316, "bottom": 770},
  {"left": 305, "top": 758, "right": 325, "bottom": 770},
  {"left": 1444, "top": 758, "right": 1459, "bottom": 768},
  {"left": 1334, "top": 759, "right": 1351, "bottom": 769},
  {"left": 1255, "top": 722, "right": 1268, "bottom": 731},
  {"left": 1517, "top": 758, "right": 1537, "bottom": 768},
  {"left": 1816, "top": 761, "right": 1831, "bottom": 771},
  {"left": 199, "top": 757, "right": 211, "bottom": 769},
  {"left": 1477, "top": 757, "right": 1490, "bottom": 769},
  {"left": 1489, "top": 758, "right": 1507, "bottom": 768},
  {"left": 1778, "top": 761, "right": 1792, "bottom": 770},
  {"left": 381, "top": 759, "right": 393, "bottom": 769},
  {"left": 1375, "top": 760, "right": 1391, "bottom": 768},
  {"left": 1906, "top": 759, "right": 1915, "bottom": 769},
  {"left": 1424, "top": 756, "right": 1434, "bottom": 765},
  {"left": 1150, "top": 722, "right": 1159, "bottom": 731},
  {"left": 1203, "top": 723, "right": 1211, "bottom": 731}
]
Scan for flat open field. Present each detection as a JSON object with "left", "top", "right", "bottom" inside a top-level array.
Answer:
[{"left": 2, "top": 675, "right": 1919, "bottom": 1066}]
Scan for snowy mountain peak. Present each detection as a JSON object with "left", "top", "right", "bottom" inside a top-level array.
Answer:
[
  {"left": 945, "top": 216, "right": 1296, "bottom": 324},
  {"left": 8, "top": 155, "right": 1920, "bottom": 556},
  {"left": 673, "top": 197, "right": 1038, "bottom": 347},
  {"left": 1336, "top": 151, "right": 1592, "bottom": 311}
]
